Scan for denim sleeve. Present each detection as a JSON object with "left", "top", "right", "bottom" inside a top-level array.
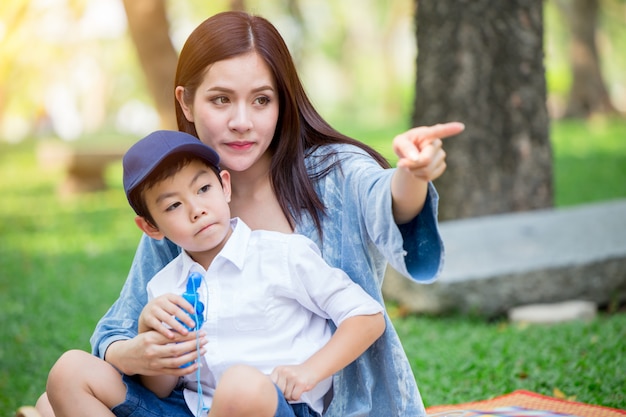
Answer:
[
  {"left": 341, "top": 149, "right": 444, "bottom": 283},
  {"left": 397, "top": 182, "right": 444, "bottom": 281},
  {"left": 90, "top": 234, "right": 180, "bottom": 359}
]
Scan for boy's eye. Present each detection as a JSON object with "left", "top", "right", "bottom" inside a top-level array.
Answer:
[
  {"left": 165, "top": 201, "right": 181, "bottom": 212},
  {"left": 199, "top": 184, "right": 211, "bottom": 194}
]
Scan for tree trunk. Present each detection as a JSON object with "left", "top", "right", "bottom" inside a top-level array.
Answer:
[
  {"left": 229, "top": 0, "right": 246, "bottom": 11},
  {"left": 556, "top": 0, "right": 617, "bottom": 118},
  {"left": 413, "top": 0, "right": 553, "bottom": 220},
  {"left": 122, "top": 0, "right": 178, "bottom": 130}
]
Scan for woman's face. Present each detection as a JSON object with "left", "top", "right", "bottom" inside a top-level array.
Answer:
[{"left": 177, "top": 52, "right": 279, "bottom": 173}]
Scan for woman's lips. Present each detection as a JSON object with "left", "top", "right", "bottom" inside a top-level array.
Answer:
[{"left": 225, "top": 141, "right": 254, "bottom": 151}]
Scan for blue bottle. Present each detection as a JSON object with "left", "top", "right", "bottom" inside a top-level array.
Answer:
[
  {"left": 178, "top": 272, "right": 205, "bottom": 368},
  {"left": 178, "top": 272, "right": 205, "bottom": 331}
]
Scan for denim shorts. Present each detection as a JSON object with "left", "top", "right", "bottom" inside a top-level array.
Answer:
[
  {"left": 274, "top": 384, "right": 321, "bottom": 417},
  {"left": 112, "top": 375, "right": 194, "bottom": 417},
  {"left": 112, "top": 374, "right": 320, "bottom": 417}
]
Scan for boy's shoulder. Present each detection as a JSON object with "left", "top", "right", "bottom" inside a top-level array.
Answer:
[{"left": 146, "top": 251, "right": 187, "bottom": 291}]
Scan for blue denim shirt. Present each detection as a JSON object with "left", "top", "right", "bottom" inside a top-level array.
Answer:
[{"left": 91, "top": 143, "right": 444, "bottom": 417}]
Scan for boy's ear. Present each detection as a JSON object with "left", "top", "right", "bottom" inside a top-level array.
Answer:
[
  {"left": 219, "top": 169, "right": 232, "bottom": 203},
  {"left": 175, "top": 86, "right": 194, "bottom": 122},
  {"left": 134, "top": 216, "right": 164, "bottom": 240}
]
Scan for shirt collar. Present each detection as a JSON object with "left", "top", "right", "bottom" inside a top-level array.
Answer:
[
  {"left": 215, "top": 217, "right": 249, "bottom": 271},
  {"left": 177, "top": 218, "right": 250, "bottom": 285},
  {"left": 178, "top": 251, "right": 203, "bottom": 287}
]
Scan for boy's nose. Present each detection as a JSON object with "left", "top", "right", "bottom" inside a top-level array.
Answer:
[{"left": 191, "top": 204, "right": 207, "bottom": 221}]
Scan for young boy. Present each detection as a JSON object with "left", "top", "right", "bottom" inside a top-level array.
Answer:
[{"left": 51, "top": 130, "right": 384, "bottom": 417}]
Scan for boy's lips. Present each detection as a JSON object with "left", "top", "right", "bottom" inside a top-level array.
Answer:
[{"left": 195, "top": 222, "right": 214, "bottom": 236}]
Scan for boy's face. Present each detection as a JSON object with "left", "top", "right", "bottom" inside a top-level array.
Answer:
[{"left": 137, "top": 159, "right": 232, "bottom": 257}]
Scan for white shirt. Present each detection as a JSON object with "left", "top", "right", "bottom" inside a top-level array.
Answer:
[{"left": 146, "top": 218, "right": 384, "bottom": 415}]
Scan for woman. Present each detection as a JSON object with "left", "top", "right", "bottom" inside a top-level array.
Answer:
[{"left": 45, "top": 10, "right": 464, "bottom": 417}]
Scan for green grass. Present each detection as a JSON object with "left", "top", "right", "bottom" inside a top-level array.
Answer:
[
  {"left": 392, "top": 312, "right": 626, "bottom": 409},
  {"left": 0, "top": 144, "right": 141, "bottom": 415},
  {"left": 550, "top": 117, "right": 626, "bottom": 206},
  {"left": 1, "top": 118, "right": 625, "bottom": 415}
]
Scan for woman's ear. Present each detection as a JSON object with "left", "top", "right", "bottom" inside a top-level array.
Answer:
[
  {"left": 134, "top": 216, "right": 165, "bottom": 240},
  {"left": 175, "top": 86, "right": 194, "bottom": 122}
]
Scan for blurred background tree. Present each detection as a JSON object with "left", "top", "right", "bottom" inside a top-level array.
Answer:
[
  {"left": 413, "top": 0, "right": 552, "bottom": 220},
  {"left": 1, "top": 3, "right": 625, "bottom": 414},
  {"left": 1, "top": 0, "right": 149, "bottom": 141},
  {"left": 121, "top": 0, "right": 177, "bottom": 130},
  {"left": 0, "top": 0, "right": 624, "bottom": 215},
  {"left": 545, "top": 0, "right": 626, "bottom": 118},
  {"left": 0, "top": 0, "right": 420, "bottom": 142},
  {"left": 555, "top": 0, "right": 618, "bottom": 118}
]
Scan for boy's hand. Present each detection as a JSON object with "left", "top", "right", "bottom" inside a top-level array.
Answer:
[
  {"left": 139, "top": 293, "right": 197, "bottom": 338},
  {"left": 270, "top": 364, "right": 319, "bottom": 401}
]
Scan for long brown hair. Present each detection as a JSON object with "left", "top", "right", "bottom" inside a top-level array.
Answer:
[{"left": 175, "top": 11, "right": 390, "bottom": 234}]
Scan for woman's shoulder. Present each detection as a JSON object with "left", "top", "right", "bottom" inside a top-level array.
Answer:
[
  {"left": 306, "top": 143, "right": 377, "bottom": 172},
  {"left": 137, "top": 233, "right": 181, "bottom": 262},
  {"left": 308, "top": 142, "right": 369, "bottom": 156}
]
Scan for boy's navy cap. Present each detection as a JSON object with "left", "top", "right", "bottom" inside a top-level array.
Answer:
[{"left": 123, "top": 130, "right": 220, "bottom": 209}]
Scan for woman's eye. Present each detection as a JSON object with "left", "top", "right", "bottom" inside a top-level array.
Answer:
[
  {"left": 255, "top": 96, "right": 270, "bottom": 105},
  {"left": 211, "top": 96, "right": 229, "bottom": 105}
]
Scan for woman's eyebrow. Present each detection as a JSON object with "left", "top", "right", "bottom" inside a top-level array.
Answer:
[{"left": 205, "top": 85, "right": 275, "bottom": 93}]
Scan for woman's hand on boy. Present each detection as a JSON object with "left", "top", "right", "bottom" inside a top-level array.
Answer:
[{"left": 106, "top": 331, "right": 207, "bottom": 377}]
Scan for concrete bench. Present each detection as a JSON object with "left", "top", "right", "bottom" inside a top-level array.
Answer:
[
  {"left": 37, "top": 142, "right": 125, "bottom": 195},
  {"left": 62, "top": 149, "right": 124, "bottom": 194},
  {"left": 383, "top": 198, "right": 626, "bottom": 317}
]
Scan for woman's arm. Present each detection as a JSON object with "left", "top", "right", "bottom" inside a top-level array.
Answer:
[{"left": 90, "top": 234, "right": 194, "bottom": 376}]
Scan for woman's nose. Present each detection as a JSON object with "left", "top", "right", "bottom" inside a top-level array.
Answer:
[{"left": 228, "top": 104, "right": 253, "bottom": 132}]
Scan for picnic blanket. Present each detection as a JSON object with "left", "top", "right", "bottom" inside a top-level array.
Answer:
[{"left": 427, "top": 390, "right": 625, "bottom": 417}]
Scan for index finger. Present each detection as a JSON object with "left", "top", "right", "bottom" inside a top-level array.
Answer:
[
  {"left": 394, "top": 122, "right": 465, "bottom": 161},
  {"left": 407, "top": 122, "right": 465, "bottom": 143}
]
